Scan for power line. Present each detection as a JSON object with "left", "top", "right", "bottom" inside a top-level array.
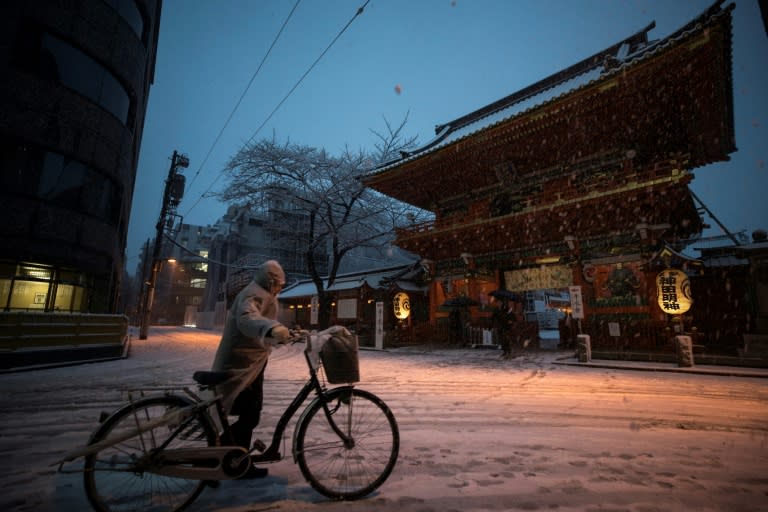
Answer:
[
  {"left": 162, "top": 233, "right": 257, "bottom": 270},
  {"left": 185, "top": 0, "right": 302, "bottom": 192},
  {"left": 243, "top": 1, "right": 370, "bottom": 148},
  {"left": 183, "top": 0, "right": 370, "bottom": 217}
]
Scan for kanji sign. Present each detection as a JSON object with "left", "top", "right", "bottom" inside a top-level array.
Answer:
[
  {"left": 569, "top": 285, "right": 584, "bottom": 319},
  {"left": 393, "top": 292, "right": 411, "bottom": 320},
  {"left": 656, "top": 269, "right": 692, "bottom": 314}
]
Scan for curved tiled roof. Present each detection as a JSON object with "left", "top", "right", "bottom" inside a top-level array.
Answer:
[{"left": 367, "top": 0, "right": 734, "bottom": 177}]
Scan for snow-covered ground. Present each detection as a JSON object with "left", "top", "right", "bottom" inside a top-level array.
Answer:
[{"left": 1, "top": 326, "right": 767, "bottom": 512}]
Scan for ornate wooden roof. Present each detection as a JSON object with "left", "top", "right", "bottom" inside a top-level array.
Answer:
[
  {"left": 364, "top": 0, "right": 735, "bottom": 216},
  {"left": 395, "top": 171, "right": 702, "bottom": 263}
]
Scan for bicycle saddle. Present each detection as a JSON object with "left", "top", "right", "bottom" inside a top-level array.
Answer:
[{"left": 192, "top": 370, "right": 235, "bottom": 386}]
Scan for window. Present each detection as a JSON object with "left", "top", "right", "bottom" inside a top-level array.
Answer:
[
  {"left": 40, "top": 33, "right": 131, "bottom": 123},
  {"left": 0, "top": 263, "right": 90, "bottom": 312},
  {"left": 195, "top": 251, "right": 209, "bottom": 272},
  {"left": 104, "top": 0, "right": 145, "bottom": 42},
  {"left": 0, "top": 140, "right": 122, "bottom": 225}
]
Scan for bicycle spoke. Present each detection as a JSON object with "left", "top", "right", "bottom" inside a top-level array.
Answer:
[
  {"left": 83, "top": 396, "right": 215, "bottom": 512},
  {"left": 296, "top": 388, "right": 399, "bottom": 500}
]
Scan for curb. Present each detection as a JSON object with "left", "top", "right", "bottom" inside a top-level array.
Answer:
[{"left": 553, "top": 358, "right": 768, "bottom": 379}]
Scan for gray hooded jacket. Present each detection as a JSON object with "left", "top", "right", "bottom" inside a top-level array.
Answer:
[{"left": 211, "top": 260, "right": 285, "bottom": 413}]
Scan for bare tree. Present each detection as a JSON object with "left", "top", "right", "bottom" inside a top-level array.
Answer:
[{"left": 217, "top": 116, "right": 428, "bottom": 327}]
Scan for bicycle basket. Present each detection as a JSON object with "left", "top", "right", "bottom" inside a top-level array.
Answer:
[{"left": 319, "top": 332, "right": 360, "bottom": 384}]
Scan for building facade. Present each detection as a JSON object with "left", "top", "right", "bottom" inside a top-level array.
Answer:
[
  {"left": 365, "top": 2, "right": 737, "bottom": 354},
  {"left": 0, "top": 0, "right": 162, "bottom": 314},
  {"left": 201, "top": 191, "right": 331, "bottom": 314},
  {"left": 278, "top": 262, "right": 428, "bottom": 347},
  {"left": 144, "top": 222, "right": 213, "bottom": 326}
]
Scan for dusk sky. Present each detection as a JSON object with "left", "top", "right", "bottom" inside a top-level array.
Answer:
[{"left": 126, "top": 0, "right": 768, "bottom": 270}]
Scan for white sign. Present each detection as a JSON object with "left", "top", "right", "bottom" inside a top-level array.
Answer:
[
  {"left": 569, "top": 285, "right": 584, "bottom": 319},
  {"left": 336, "top": 298, "right": 357, "bottom": 319},
  {"left": 375, "top": 301, "right": 384, "bottom": 349},
  {"left": 608, "top": 322, "right": 621, "bottom": 337},
  {"left": 310, "top": 295, "right": 318, "bottom": 325}
]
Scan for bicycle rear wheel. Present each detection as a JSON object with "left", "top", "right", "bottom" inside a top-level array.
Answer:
[
  {"left": 83, "top": 395, "right": 216, "bottom": 512},
  {"left": 295, "top": 387, "right": 399, "bottom": 500}
]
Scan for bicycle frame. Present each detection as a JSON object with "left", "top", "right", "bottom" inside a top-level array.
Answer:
[
  {"left": 243, "top": 349, "right": 354, "bottom": 463},
  {"left": 56, "top": 341, "right": 355, "bottom": 476}
]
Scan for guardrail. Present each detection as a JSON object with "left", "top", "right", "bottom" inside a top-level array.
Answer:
[{"left": 0, "top": 312, "right": 129, "bottom": 370}]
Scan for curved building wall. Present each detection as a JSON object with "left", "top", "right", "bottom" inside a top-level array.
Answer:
[{"left": 0, "top": 0, "right": 161, "bottom": 313}]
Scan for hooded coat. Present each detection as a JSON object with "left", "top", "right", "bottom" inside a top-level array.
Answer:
[{"left": 212, "top": 260, "right": 285, "bottom": 413}]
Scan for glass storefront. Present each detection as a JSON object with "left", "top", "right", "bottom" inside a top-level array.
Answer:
[{"left": 0, "top": 262, "right": 91, "bottom": 312}]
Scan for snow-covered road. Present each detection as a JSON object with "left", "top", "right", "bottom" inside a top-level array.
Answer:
[{"left": 1, "top": 326, "right": 766, "bottom": 512}]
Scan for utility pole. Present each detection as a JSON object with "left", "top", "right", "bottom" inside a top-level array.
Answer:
[{"left": 139, "top": 150, "right": 189, "bottom": 340}]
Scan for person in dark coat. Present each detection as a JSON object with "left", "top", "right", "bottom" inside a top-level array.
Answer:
[
  {"left": 211, "top": 260, "right": 290, "bottom": 478},
  {"left": 448, "top": 308, "right": 462, "bottom": 344},
  {"left": 490, "top": 294, "right": 517, "bottom": 357}
]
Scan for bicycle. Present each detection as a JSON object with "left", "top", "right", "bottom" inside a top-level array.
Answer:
[{"left": 57, "top": 327, "right": 400, "bottom": 512}]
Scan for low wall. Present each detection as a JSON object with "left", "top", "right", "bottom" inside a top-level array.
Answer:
[{"left": 0, "top": 312, "right": 129, "bottom": 370}]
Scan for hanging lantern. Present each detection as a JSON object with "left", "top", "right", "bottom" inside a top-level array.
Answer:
[
  {"left": 393, "top": 292, "right": 411, "bottom": 320},
  {"left": 656, "top": 269, "right": 692, "bottom": 314}
]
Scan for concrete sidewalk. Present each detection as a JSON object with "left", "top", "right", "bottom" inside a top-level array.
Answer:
[{"left": 553, "top": 356, "right": 768, "bottom": 378}]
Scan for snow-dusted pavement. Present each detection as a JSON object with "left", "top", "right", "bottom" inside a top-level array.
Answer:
[{"left": 1, "top": 326, "right": 767, "bottom": 512}]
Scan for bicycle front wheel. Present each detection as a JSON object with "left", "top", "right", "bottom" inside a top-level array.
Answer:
[
  {"left": 296, "top": 387, "right": 399, "bottom": 500},
  {"left": 83, "top": 395, "right": 216, "bottom": 512}
]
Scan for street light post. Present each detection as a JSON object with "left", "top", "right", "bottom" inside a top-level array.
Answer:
[{"left": 139, "top": 150, "right": 189, "bottom": 340}]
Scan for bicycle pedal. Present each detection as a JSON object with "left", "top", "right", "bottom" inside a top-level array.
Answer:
[{"left": 251, "top": 439, "right": 267, "bottom": 452}]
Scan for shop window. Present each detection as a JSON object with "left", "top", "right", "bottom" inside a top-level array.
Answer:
[
  {"left": 20, "top": 266, "right": 52, "bottom": 280},
  {"left": 0, "top": 279, "right": 11, "bottom": 309},
  {"left": 54, "top": 284, "right": 74, "bottom": 310},
  {"left": 0, "top": 264, "right": 90, "bottom": 312},
  {"left": 7, "top": 280, "right": 49, "bottom": 310}
]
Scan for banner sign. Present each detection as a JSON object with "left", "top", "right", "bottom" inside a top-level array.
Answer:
[
  {"left": 504, "top": 265, "right": 571, "bottom": 291},
  {"left": 569, "top": 285, "right": 584, "bottom": 319}
]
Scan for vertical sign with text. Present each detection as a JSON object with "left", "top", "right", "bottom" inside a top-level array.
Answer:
[
  {"left": 375, "top": 301, "right": 384, "bottom": 349},
  {"left": 569, "top": 285, "right": 584, "bottom": 319},
  {"left": 310, "top": 295, "right": 318, "bottom": 325}
]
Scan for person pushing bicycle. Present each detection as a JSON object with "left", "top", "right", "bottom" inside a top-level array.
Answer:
[{"left": 211, "top": 259, "right": 291, "bottom": 479}]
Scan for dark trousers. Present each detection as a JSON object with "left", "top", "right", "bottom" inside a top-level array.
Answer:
[{"left": 229, "top": 362, "right": 267, "bottom": 450}]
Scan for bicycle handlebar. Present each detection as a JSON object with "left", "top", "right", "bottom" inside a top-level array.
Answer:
[{"left": 287, "top": 329, "right": 311, "bottom": 345}]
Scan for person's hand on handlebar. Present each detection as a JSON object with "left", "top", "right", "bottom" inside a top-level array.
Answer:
[
  {"left": 269, "top": 325, "right": 291, "bottom": 344},
  {"left": 288, "top": 328, "right": 310, "bottom": 344}
]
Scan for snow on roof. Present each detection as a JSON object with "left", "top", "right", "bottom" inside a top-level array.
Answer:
[
  {"left": 367, "top": 0, "right": 733, "bottom": 177},
  {"left": 278, "top": 265, "right": 424, "bottom": 300}
]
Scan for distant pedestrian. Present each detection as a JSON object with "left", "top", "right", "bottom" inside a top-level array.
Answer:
[
  {"left": 490, "top": 294, "right": 516, "bottom": 358},
  {"left": 448, "top": 308, "right": 462, "bottom": 344}
]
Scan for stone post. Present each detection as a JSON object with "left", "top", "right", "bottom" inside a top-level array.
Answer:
[
  {"left": 576, "top": 334, "right": 591, "bottom": 362},
  {"left": 675, "top": 335, "right": 694, "bottom": 367}
]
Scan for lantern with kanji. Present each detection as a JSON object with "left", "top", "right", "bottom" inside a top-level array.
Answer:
[
  {"left": 393, "top": 292, "right": 411, "bottom": 320},
  {"left": 656, "top": 269, "right": 693, "bottom": 314}
]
